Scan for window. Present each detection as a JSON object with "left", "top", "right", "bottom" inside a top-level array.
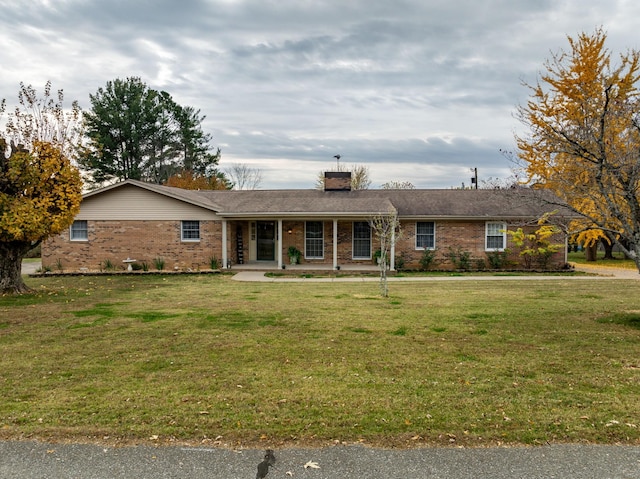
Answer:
[
  {"left": 181, "top": 220, "right": 200, "bottom": 241},
  {"left": 305, "top": 221, "right": 324, "bottom": 259},
  {"left": 485, "top": 222, "right": 506, "bottom": 250},
  {"left": 416, "top": 221, "right": 435, "bottom": 249},
  {"left": 70, "top": 220, "right": 88, "bottom": 241},
  {"left": 353, "top": 221, "right": 371, "bottom": 259}
]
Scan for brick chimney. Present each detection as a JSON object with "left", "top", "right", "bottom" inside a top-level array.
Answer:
[{"left": 324, "top": 171, "right": 351, "bottom": 191}]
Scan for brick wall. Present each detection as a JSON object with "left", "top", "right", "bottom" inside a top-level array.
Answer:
[
  {"left": 394, "top": 221, "right": 487, "bottom": 270},
  {"left": 394, "top": 220, "right": 566, "bottom": 270},
  {"left": 42, "top": 220, "right": 224, "bottom": 271},
  {"left": 280, "top": 219, "right": 566, "bottom": 270},
  {"left": 281, "top": 220, "right": 376, "bottom": 266},
  {"left": 43, "top": 218, "right": 567, "bottom": 272},
  {"left": 323, "top": 172, "right": 351, "bottom": 191}
]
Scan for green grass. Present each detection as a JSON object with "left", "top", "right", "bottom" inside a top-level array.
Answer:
[
  {"left": 567, "top": 250, "right": 637, "bottom": 269},
  {"left": 0, "top": 274, "right": 639, "bottom": 448}
]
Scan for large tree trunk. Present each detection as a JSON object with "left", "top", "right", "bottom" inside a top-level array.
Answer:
[
  {"left": 0, "top": 241, "right": 32, "bottom": 294},
  {"left": 601, "top": 238, "right": 615, "bottom": 259},
  {"left": 633, "top": 241, "right": 640, "bottom": 274},
  {"left": 585, "top": 243, "right": 598, "bottom": 262}
]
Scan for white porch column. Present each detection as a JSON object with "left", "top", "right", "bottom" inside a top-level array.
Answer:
[
  {"left": 277, "top": 219, "right": 283, "bottom": 269},
  {"left": 222, "top": 220, "right": 228, "bottom": 268},
  {"left": 390, "top": 227, "right": 396, "bottom": 271},
  {"left": 333, "top": 219, "right": 338, "bottom": 269}
]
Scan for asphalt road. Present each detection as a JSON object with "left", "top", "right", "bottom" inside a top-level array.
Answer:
[{"left": 1, "top": 441, "right": 639, "bottom": 479}]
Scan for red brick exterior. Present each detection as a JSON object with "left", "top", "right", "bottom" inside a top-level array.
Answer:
[
  {"left": 392, "top": 220, "right": 567, "bottom": 270},
  {"left": 43, "top": 218, "right": 567, "bottom": 272},
  {"left": 42, "top": 220, "right": 225, "bottom": 271},
  {"left": 280, "top": 219, "right": 567, "bottom": 270},
  {"left": 323, "top": 172, "right": 351, "bottom": 191}
]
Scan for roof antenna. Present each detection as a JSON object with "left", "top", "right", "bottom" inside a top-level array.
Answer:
[{"left": 333, "top": 154, "right": 341, "bottom": 169}]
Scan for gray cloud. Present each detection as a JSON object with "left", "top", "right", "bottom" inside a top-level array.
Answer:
[{"left": 1, "top": 0, "right": 639, "bottom": 188}]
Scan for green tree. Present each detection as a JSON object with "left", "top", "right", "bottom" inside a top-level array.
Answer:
[
  {"left": 516, "top": 29, "right": 640, "bottom": 272},
  {"left": 79, "top": 77, "right": 223, "bottom": 186},
  {"left": 0, "top": 83, "right": 83, "bottom": 294},
  {"left": 174, "top": 106, "right": 221, "bottom": 176}
]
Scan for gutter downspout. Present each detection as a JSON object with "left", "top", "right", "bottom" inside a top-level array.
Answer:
[
  {"left": 222, "top": 220, "right": 228, "bottom": 269},
  {"left": 277, "top": 219, "right": 283, "bottom": 269},
  {"left": 390, "top": 226, "right": 396, "bottom": 271}
]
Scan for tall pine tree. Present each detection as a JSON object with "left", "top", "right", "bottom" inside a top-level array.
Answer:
[{"left": 79, "top": 77, "right": 225, "bottom": 187}]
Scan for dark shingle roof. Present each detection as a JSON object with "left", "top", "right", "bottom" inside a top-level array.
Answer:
[
  {"left": 198, "top": 190, "right": 395, "bottom": 217},
  {"left": 87, "top": 180, "right": 573, "bottom": 220},
  {"left": 198, "top": 188, "right": 570, "bottom": 219}
]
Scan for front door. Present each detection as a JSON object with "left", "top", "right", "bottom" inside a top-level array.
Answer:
[{"left": 257, "top": 221, "right": 276, "bottom": 261}]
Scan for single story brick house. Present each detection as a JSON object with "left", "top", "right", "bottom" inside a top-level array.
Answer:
[{"left": 42, "top": 173, "right": 572, "bottom": 272}]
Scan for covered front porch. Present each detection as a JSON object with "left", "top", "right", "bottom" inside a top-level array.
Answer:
[{"left": 220, "top": 217, "right": 395, "bottom": 272}]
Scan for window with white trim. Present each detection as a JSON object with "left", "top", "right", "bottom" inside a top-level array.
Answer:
[
  {"left": 305, "top": 221, "right": 324, "bottom": 259},
  {"left": 485, "top": 222, "right": 506, "bottom": 250},
  {"left": 70, "top": 220, "right": 88, "bottom": 241},
  {"left": 353, "top": 221, "right": 371, "bottom": 259},
  {"left": 181, "top": 220, "right": 200, "bottom": 241},
  {"left": 416, "top": 221, "right": 435, "bottom": 249}
]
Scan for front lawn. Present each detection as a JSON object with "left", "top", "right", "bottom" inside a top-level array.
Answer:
[
  {"left": 567, "top": 250, "right": 637, "bottom": 269},
  {"left": 1, "top": 275, "right": 639, "bottom": 447}
]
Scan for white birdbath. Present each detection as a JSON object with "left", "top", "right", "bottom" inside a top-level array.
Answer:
[{"left": 122, "top": 258, "right": 136, "bottom": 271}]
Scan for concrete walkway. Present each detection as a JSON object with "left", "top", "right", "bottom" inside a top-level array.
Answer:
[
  {"left": 20, "top": 261, "right": 41, "bottom": 275},
  {"left": 232, "top": 264, "right": 640, "bottom": 282}
]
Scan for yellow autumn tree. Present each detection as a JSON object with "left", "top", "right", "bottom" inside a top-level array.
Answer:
[
  {"left": 1, "top": 83, "right": 83, "bottom": 293},
  {"left": 505, "top": 214, "right": 564, "bottom": 270},
  {"left": 516, "top": 29, "right": 640, "bottom": 272}
]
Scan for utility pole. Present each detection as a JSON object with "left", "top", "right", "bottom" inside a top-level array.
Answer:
[{"left": 470, "top": 167, "right": 478, "bottom": 189}]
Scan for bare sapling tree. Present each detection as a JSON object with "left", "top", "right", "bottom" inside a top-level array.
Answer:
[
  {"left": 369, "top": 208, "right": 402, "bottom": 297},
  {"left": 225, "top": 163, "right": 263, "bottom": 190}
]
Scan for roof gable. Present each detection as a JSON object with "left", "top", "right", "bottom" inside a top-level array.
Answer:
[{"left": 83, "top": 179, "right": 222, "bottom": 212}]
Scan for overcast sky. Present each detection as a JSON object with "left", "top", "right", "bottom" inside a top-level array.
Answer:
[{"left": 1, "top": 0, "right": 639, "bottom": 189}]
